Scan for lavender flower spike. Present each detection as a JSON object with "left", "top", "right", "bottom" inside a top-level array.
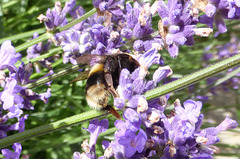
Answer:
[
  {"left": 199, "top": 0, "right": 240, "bottom": 36},
  {"left": 156, "top": 0, "right": 196, "bottom": 57},
  {"left": 92, "top": 0, "right": 124, "bottom": 16},
  {"left": 38, "top": 0, "right": 76, "bottom": 31}
]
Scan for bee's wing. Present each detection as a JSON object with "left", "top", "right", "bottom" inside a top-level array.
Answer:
[
  {"left": 76, "top": 54, "right": 106, "bottom": 67},
  {"left": 70, "top": 70, "right": 90, "bottom": 83}
]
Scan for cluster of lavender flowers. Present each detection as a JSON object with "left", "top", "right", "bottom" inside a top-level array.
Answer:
[
  {"left": 74, "top": 100, "right": 238, "bottom": 158},
  {"left": 58, "top": 0, "right": 238, "bottom": 158},
  {"left": 0, "top": 41, "right": 51, "bottom": 158},
  {"left": 1, "top": 0, "right": 240, "bottom": 158},
  {"left": 39, "top": 0, "right": 240, "bottom": 61},
  {"left": 72, "top": 49, "right": 238, "bottom": 158},
  {"left": 27, "top": 33, "right": 54, "bottom": 73}
]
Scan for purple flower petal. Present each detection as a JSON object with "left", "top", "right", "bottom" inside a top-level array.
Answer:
[
  {"left": 84, "top": 119, "right": 109, "bottom": 148},
  {"left": 114, "top": 98, "right": 125, "bottom": 109},
  {"left": 214, "top": 15, "right": 227, "bottom": 33},
  {"left": 0, "top": 40, "right": 21, "bottom": 71},
  {"left": 168, "top": 43, "right": 179, "bottom": 58},
  {"left": 216, "top": 116, "right": 238, "bottom": 131},
  {"left": 1, "top": 143, "right": 22, "bottom": 159},
  {"left": 152, "top": 66, "right": 172, "bottom": 84},
  {"left": 205, "top": 4, "right": 216, "bottom": 17}
]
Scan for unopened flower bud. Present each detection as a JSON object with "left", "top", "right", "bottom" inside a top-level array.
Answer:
[
  {"left": 137, "top": 96, "right": 148, "bottom": 113},
  {"left": 104, "top": 146, "right": 113, "bottom": 158},
  {"left": 145, "top": 139, "right": 155, "bottom": 148},
  {"left": 25, "top": 89, "right": 35, "bottom": 96},
  {"left": 55, "top": 1, "right": 62, "bottom": 12},
  {"left": 169, "top": 144, "right": 177, "bottom": 157},
  {"left": 110, "top": 31, "right": 119, "bottom": 41},
  {"left": 0, "top": 71, "right": 6, "bottom": 87},
  {"left": 174, "top": 99, "right": 181, "bottom": 107},
  {"left": 194, "top": 28, "right": 213, "bottom": 37},
  {"left": 196, "top": 136, "right": 208, "bottom": 144},
  {"left": 153, "top": 125, "right": 164, "bottom": 134},
  {"left": 81, "top": 139, "right": 90, "bottom": 153},
  {"left": 148, "top": 109, "right": 160, "bottom": 124}
]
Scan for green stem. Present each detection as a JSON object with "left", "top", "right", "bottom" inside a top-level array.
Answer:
[
  {"left": 26, "top": 127, "right": 118, "bottom": 153},
  {"left": 0, "top": 110, "right": 108, "bottom": 149},
  {"left": 183, "top": 66, "right": 240, "bottom": 101},
  {"left": 211, "top": 66, "right": 240, "bottom": 87},
  {"left": 24, "top": 64, "right": 86, "bottom": 89},
  {"left": 15, "top": 47, "right": 63, "bottom": 67},
  {"left": 0, "top": 28, "right": 46, "bottom": 44},
  {"left": 15, "top": 33, "right": 51, "bottom": 53},
  {"left": 13, "top": 8, "right": 96, "bottom": 53},
  {"left": 144, "top": 53, "right": 240, "bottom": 100},
  {"left": 59, "top": 8, "right": 97, "bottom": 32},
  {"left": 26, "top": 47, "right": 62, "bottom": 63}
]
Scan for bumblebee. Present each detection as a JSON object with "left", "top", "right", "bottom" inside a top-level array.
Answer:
[{"left": 74, "top": 53, "right": 140, "bottom": 119}]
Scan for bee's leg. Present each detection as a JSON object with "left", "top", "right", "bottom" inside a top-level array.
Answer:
[
  {"left": 104, "top": 57, "right": 120, "bottom": 98},
  {"left": 104, "top": 72, "right": 119, "bottom": 98},
  {"left": 105, "top": 105, "right": 121, "bottom": 119}
]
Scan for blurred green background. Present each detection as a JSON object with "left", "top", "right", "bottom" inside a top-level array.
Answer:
[{"left": 0, "top": 0, "right": 239, "bottom": 158}]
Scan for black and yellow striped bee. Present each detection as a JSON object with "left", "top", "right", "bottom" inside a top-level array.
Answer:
[{"left": 73, "top": 53, "right": 140, "bottom": 119}]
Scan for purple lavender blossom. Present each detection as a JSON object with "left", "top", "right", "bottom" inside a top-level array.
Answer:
[
  {"left": 119, "top": 2, "right": 164, "bottom": 53},
  {"left": 1, "top": 77, "right": 24, "bottom": 118},
  {"left": 69, "top": 6, "right": 86, "bottom": 31},
  {"left": 0, "top": 62, "right": 51, "bottom": 119},
  {"left": 192, "top": 116, "right": 238, "bottom": 157},
  {"left": 1, "top": 143, "right": 22, "bottom": 159},
  {"left": 57, "top": 2, "right": 164, "bottom": 64},
  {"left": 73, "top": 152, "right": 81, "bottom": 159},
  {"left": 74, "top": 119, "right": 109, "bottom": 158},
  {"left": 123, "top": 108, "right": 141, "bottom": 132},
  {"left": 125, "top": 2, "right": 153, "bottom": 38},
  {"left": 17, "top": 115, "right": 29, "bottom": 133},
  {"left": 159, "top": 100, "right": 238, "bottom": 158},
  {"left": 27, "top": 33, "right": 53, "bottom": 73},
  {"left": 6, "top": 114, "right": 28, "bottom": 130},
  {"left": 110, "top": 98, "right": 237, "bottom": 158},
  {"left": 84, "top": 119, "right": 109, "bottom": 148},
  {"left": 58, "top": 24, "right": 124, "bottom": 64},
  {"left": 92, "top": 0, "right": 124, "bottom": 16},
  {"left": 37, "top": 0, "right": 76, "bottom": 31},
  {"left": 228, "top": 0, "right": 240, "bottom": 18},
  {"left": 0, "top": 40, "right": 21, "bottom": 72},
  {"left": 156, "top": 0, "right": 196, "bottom": 57},
  {"left": 175, "top": 99, "right": 202, "bottom": 124},
  {"left": 199, "top": 0, "right": 240, "bottom": 36},
  {"left": 57, "top": 29, "right": 83, "bottom": 64},
  {"left": 0, "top": 114, "right": 28, "bottom": 139},
  {"left": 103, "top": 120, "right": 147, "bottom": 158},
  {"left": 118, "top": 129, "right": 147, "bottom": 157}
]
